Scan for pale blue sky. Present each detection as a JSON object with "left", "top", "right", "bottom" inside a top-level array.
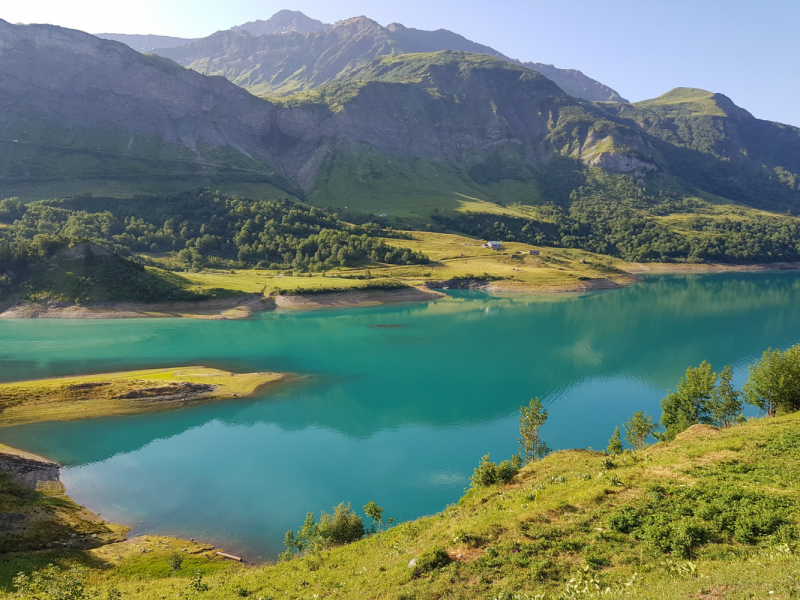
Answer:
[{"left": 4, "top": 0, "right": 799, "bottom": 126}]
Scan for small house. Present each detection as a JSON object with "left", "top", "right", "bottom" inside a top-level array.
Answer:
[
  {"left": 484, "top": 241, "right": 503, "bottom": 250},
  {"left": 530, "top": 250, "right": 540, "bottom": 255}
]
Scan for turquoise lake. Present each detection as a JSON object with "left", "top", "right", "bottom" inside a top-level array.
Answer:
[{"left": 1, "top": 271, "right": 800, "bottom": 560}]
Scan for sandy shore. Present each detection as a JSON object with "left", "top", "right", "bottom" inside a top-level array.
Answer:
[
  {"left": 0, "top": 294, "right": 274, "bottom": 320},
  {"left": 273, "top": 286, "right": 445, "bottom": 309}
]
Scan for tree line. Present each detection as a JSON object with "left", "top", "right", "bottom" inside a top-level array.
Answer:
[{"left": 0, "top": 191, "right": 428, "bottom": 272}]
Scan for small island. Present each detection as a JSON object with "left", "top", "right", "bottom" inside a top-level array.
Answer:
[{"left": 0, "top": 367, "right": 287, "bottom": 427}]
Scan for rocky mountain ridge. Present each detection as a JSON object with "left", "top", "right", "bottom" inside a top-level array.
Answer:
[
  {"left": 152, "top": 13, "right": 627, "bottom": 103},
  {"left": 1, "top": 19, "right": 798, "bottom": 215},
  {"left": 231, "top": 9, "right": 330, "bottom": 36}
]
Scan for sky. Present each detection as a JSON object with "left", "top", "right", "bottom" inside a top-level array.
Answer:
[{"left": 3, "top": 0, "right": 799, "bottom": 126}]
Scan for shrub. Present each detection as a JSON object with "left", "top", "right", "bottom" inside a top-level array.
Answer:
[
  {"left": 315, "top": 502, "right": 365, "bottom": 547},
  {"left": 285, "top": 502, "right": 365, "bottom": 554},
  {"left": 470, "top": 454, "right": 522, "bottom": 487},
  {"left": 411, "top": 548, "right": 452, "bottom": 577},
  {"left": 13, "top": 564, "right": 89, "bottom": 600},
  {"left": 607, "top": 506, "right": 642, "bottom": 534}
]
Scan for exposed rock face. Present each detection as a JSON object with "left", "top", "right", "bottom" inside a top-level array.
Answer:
[
  {"left": 8, "top": 18, "right": 797, "bottom": 208},
  {"left": 0, "top": 20, "right": 282, "bottom": 167},
  {"left": 0, "top": 19, "right": 654, "bottom": 193},
  {"left": 0, "top": 452, "right": 60, "bottom": 489}
]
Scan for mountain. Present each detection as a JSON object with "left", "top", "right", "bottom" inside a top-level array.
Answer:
[
  {"left": 600, "top": 88, "right": 800, "bottom": 207},
  {"left": 0, "top": 18, "right": 648, "bottom": 202},
  {"left": 95, "top": 33, "right": 196, "bottom": 52},
  {"left": 231, "top": 9, "right": 330, "bottom": 36},
  {"left": 153, "top": 14, "right": 627, "bottom": 103},
  {"left": 2, "top": 18, "right": 800, "bottom": 265}
]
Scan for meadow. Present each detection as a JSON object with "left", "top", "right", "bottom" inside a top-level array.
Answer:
[{"left": 1, "top": 409, "right": 798, "bottom": 599}]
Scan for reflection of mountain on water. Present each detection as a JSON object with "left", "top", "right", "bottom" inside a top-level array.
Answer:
[{"left": 1, "top": 271, "right": 800, "bottom": 467}]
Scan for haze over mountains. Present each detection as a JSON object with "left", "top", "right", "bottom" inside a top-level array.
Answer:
[
  {"left": 1, "top": 13, "right": 799, "bottom": 223},
  {"left": 99, "top": 10, "right": 626, "bottom": 103}
]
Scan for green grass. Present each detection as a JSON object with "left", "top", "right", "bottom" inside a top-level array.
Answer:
[
  {"left": 0, "top": 367, "right": 285, "bottom": 426},
  {"left": 176, "top": 230, "right": 633, "bottom": 298},
  {"left": 0, "top": 139, "right": 298, "bottom": 202},
  {"left": 633, "top": 88, "right": 728, "bottom": 117},
  {"left": 2, "top": 411, "right": 800, "bottom": 598}
]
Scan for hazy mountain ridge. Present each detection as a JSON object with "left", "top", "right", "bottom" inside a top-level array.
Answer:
[
  {"left": 95, "top": 32, "right": 196, "bottom": 52},
  {"left": 153, "top": 14, "right": 627, "bottom": 103}
]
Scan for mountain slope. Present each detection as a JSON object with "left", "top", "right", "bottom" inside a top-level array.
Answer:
[
  {"left": 601, "top": 88, "right": 800, "bottom": 207},
  {"left": 0, "top": 20, "right": 647, "bottom": 200},
  {"left": 2, "top": 20, "right": 800, "bottom": 263},
  {"left": 153, "top": 15, "right": 627, "bottom": 103}
]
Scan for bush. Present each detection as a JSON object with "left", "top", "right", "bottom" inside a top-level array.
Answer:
[
  {"left": 411, "top": 548, "right": 452, "bottom": 577},
  {"left": 470, "top": 454, "right": 522, "bottom": 487},
  {"left": 285, "top": 502, "right": 365, "bottom": 554},
  {"left": 607, "top": 506, "right": 642, "bottom": 534},
  {"left": 606, "top": 481, "right": 793, "bottom": 558},
  {"left": 315, "top": 502, "right": 365, "bottom": 547},
  {"left": 13, "top": 564, "right": 89, "bottom": 600}
]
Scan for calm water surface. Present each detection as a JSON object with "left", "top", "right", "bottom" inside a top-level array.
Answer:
[{"left": 1, "top": 272, "right": 800, "bottom": 559}]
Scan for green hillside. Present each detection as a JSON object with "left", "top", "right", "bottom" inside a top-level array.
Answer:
[
  {"left": 1, "top": 403, "right": 798, "bottom": 598},
  {"left": 0, "top": 240, "right": 217, "bottom": 305}
]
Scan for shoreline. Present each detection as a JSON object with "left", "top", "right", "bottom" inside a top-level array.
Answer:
[
  {"left": 625, "top": 261, "right": 800, "bottom": 274},
  {"left": 1, "top": 262, "right": 798, "bottom": 319},
  {"left": 0, "top": 293, "right": 273, "bottom": 320}
]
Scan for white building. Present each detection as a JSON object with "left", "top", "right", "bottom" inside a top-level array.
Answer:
[{"left": 484, "top": 241, "right": 503, "bottom": 250}]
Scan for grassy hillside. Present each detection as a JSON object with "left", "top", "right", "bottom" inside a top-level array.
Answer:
[
  {"left": 1, "top": 411, "right": 798, "bottom": 598},
  {"left": 0, "top": 241, "right": 224, "bottom": 305}
]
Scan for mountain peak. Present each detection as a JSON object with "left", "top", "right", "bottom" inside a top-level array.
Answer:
[
  {"left": 231, "top": 10, "right": 330, "bottom": 37},
  {"left": 636, "top": 87, "right": 753, "bottom": 120}
]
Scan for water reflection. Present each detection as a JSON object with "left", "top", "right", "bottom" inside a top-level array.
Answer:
[{"left": 0, "top": 271, "right": 799, "bottom": 558}]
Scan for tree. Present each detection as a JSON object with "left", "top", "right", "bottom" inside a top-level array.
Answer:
[
  {"left": 743, "top": 344, "right": 800, "bottom": 417},
  {"left": 364, "top": 500, "right": 392, "bottom": 541},
  {"left": 623, "top": 411, "right": 658, "bottom": 450},
  {"left": 518, "top": 398, "right": 550, "bottom": 464},
  {"left": 607, "top": 426, "right": 624, "bottom": 455},
  {"left": 709, "top": 365, "right": 743, "bottom": 427},
  {"left": 660, "top": 361, "right": 716, "bottom": 440}
]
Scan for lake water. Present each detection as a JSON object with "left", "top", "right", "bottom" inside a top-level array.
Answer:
[{"left": 1, "top": 271, "right": 800, "bottom": 560}]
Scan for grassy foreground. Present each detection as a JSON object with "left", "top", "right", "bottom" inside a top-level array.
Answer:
[
  {"left": 2, "top": 412, "right": 799, "bottom": 598},
  {"left": 0, "top": 367, "right": 285, "bottom": 426}
]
